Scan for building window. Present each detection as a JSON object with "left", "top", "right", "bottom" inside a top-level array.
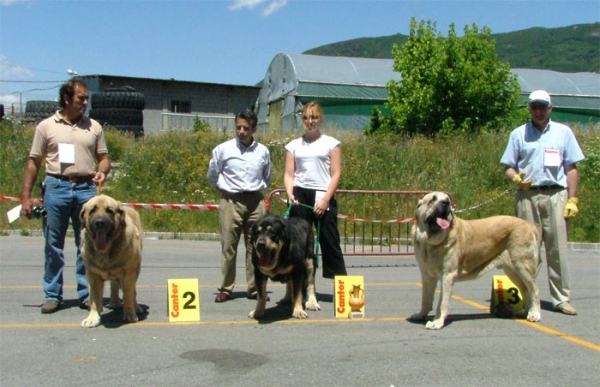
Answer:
[{"left": 171, "top": 100, "right": 191, "bottom": 113}]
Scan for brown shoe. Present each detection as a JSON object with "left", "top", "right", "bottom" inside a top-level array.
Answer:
[
  {"left": 555, "top": 302, "right": 577, "bottom": 315},
  {"left": 41, "top": 300, "right": 60, "bottom": 314},
  {"left": 214, "top": 292, "right": 232, "bottom": 303}
]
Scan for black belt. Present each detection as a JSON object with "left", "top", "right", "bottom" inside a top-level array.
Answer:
[
  {"left": 48, "top": 174, "right": 94, "bottom": 183},
  {"left": 222, "top": 190, "right": 261, "bottom": 197},
  {"left": 530, "top": 184, "right": 564, "bottom": 191}
]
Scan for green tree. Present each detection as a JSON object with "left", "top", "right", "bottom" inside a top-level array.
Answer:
[{"left": 378, "top": 18, "right": 522, "bottom": 137}]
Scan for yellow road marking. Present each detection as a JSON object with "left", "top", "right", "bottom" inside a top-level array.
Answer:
[
  {"left": 451, "top": 294, "right": 600, "bottom": 352},
  {"left": 1, "top": 282, "right": 597, "bottom": 352}
]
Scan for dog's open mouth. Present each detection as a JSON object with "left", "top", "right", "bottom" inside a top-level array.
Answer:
[
  {"left": 93, "top": 231, "right": 109, "bottom": 251},
  {"left": 256, "top": 249, "right": 275, "bottom": 267},
  {"left": 90, "top": 216, "right": 114, "bottom": 251}
]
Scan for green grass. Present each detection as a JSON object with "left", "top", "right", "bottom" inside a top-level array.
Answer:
[{"left": 1, "top": 120, "right": 598, "bottom": 242}]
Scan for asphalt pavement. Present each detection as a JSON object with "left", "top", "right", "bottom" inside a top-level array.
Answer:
[{"left": 0, "top": 235, "right": 598, "bottom": 387}]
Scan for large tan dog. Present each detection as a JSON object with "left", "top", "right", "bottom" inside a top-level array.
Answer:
[
  {"left": 411, "top": 192, "right": 541, "bottom": 329},
  {"left": 80, "top": 194, "right": 143, "bottom": 328}
]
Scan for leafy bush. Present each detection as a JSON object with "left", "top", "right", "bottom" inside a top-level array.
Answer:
[{"left": 378, "top": 18, "right": 522, "bottom": 137}]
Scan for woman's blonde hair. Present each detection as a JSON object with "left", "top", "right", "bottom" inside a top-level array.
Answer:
[{"left": 301, "top": 101, "right": 324, "bottom": 119}]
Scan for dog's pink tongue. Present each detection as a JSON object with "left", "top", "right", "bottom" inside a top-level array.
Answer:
[
  {"left": 258, "top": 251, "right": 269, "bottom": 266},
  {"left": 437, "top": 218, "right": 450, "bottom": 229},
  {"left": 95, "top": 232, "right": 108, "bottom": 251}
]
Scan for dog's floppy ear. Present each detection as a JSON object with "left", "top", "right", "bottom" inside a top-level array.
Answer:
[
  {"left": 250, "top": 221, "right": 259, "bottom": 245},
  {"left": 80, "top": 201, "right": 90, "bottom": 224},
  {"left": 116, "top": 202, "right": 127, "bottom": 228}
]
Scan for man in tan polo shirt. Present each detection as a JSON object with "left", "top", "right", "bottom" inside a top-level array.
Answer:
[{"left": 21, "top": 77, "right": 111, "bottom": 314}]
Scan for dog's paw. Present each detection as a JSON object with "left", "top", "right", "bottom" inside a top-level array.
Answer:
[
  {"left": 409, "top": 312, "right": 428, "bottom": 321},
  {"left": 305, "top": 300, "right": 321, "bottom": 311},
  {"left": 425, "top": 319, "right": 445, "bottom": 330},
  {"left": 249, "top": 309, "right": 264, "bottom": 319},
  {"left": 292, "top": 308, "right": 308, "bottom": 319},
  {"left": 107, "top": 299, "right": 122, "bottom": 309},
  {"left": 526, "top": 310, "right": 541, "bottom": 322},
  {"left": 81, "top": 315, "right": 101, "bottom": 328},
  {"left": 123, "top": 310, "right": 139, "bottom": 323}
]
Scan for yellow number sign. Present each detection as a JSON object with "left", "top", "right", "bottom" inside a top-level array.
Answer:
[{"left": 167, "top": 279, "right": 200, "bottom": 322}]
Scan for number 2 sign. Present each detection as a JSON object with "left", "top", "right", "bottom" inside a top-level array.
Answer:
[{"left": 168, "top": 279, "right": 200, "bottom": 322}]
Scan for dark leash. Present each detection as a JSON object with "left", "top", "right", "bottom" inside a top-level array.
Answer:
[{"left": 284, "top": 202, "right": 321, "bottom": 267}]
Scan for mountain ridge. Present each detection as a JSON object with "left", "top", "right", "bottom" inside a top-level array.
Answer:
[{"left": 303, "top": 23, "right": 600, "bottom": 73}]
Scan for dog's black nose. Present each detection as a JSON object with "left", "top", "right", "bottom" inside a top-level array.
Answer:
[
  {"left": 92, "top": 217, "right": 111, "bottom": 232},
  {"left": 255, "top": 241, "right": 266, "bottom": 252}
]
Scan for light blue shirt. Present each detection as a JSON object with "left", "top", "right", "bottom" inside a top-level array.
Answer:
[
  {"left": 500, "top": 119, "right": 585, "bottom": 187},
  {"left": 207, "top": 138, "right": 272, "bottom": 193}
]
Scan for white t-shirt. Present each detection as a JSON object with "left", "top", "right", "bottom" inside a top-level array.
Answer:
[{"left": 285, "top": 134, "right": 340, "bottom": 191}]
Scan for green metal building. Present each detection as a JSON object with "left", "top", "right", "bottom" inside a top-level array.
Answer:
[{"left": 255, "top": 53, "right": 600, "bottom": 134}]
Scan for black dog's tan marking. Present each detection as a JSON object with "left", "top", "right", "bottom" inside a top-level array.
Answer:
[{"left": 249, "top": 214, "right": 320, "bottom": 319}]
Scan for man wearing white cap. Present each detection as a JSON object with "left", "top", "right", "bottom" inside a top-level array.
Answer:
[{"left": 500, "top": 90, "right": 585, "bottom": 315}]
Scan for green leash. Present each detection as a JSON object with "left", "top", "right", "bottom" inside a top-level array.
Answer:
[{"left": 284, "top": 203, "right": 321, "bottom": 267}]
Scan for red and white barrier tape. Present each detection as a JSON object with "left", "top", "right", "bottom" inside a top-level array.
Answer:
[
  {"left": 0, "top": 195, "right": 219, "bottom": 211},
  {"left": 269, "top": 192, "right": 416, "bottom": 223},
  {"left": 3, "top": 194, "right": 414, "bottom": 221},
  {"left": 122, "top": 203, "right": 219, "bottom": 211},
  {"left": 0, "top": 195, "right": 43, "bottom": 204}
]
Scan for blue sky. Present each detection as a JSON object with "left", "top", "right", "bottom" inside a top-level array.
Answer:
[{"left": 1, "top": 0, "right": 598, "bottom": 108}]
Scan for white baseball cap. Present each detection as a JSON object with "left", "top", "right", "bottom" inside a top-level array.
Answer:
[{"left": 528, "top": 90, "right": 552, "bottom": 106}]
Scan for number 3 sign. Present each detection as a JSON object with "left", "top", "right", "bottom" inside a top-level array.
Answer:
[{"left": 168, "top": 279, "right": 200, "bottom": 322}]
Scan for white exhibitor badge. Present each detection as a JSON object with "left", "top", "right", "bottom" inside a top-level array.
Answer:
[
  {"left": 7, "top": 205, "right": 22, "bottom": 223},
  {"left": 58, "top": 143, "right": 75, "bottom": 164},
  {"left": 543, "top": 148, "right": 561, "bottom": 167},
  {"left": 314, "top": 190, "right": 329, "bottom": 210}
]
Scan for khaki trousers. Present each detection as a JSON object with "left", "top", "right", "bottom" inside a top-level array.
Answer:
[
  {"left": 218, "top": 191, "right": 266, "bottom": 296},
  {"left": 515, "top": 188, "right": 570, "bottom": 307}
]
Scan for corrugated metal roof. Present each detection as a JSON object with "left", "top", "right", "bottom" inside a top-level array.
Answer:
[
  {"left": 278, "top": 53, "right": 600, "bottom": 96},
  {"left": 256, "top": 53, "right": 600, "bottom": 132}
]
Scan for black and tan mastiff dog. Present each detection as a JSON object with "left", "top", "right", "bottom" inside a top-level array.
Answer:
[
  {"left": 80, "top": 194, "right": 143, "bottom": 328},
  {"left": 249, "top": 214, "right": 320, "bottom": 319},
  {"left": 412, "top": 192, "right": 541, "bottom": 329}
]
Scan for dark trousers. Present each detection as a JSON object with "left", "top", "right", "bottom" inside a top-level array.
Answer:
[{"left": 290, "top": 186, "right": 347, "bottom": 279}]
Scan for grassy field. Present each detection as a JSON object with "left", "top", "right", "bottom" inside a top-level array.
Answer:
[{"left": 1, "top": 120, "right": 598, "bottom": 242}]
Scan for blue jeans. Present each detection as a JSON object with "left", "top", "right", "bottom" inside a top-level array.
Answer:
[{"left": 42, "top": 176, "right": 96, "bottom": 303}]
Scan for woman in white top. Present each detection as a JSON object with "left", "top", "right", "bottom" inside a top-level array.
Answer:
[{"left": 284, "top": 102, "right": 347, "bottom": 279}]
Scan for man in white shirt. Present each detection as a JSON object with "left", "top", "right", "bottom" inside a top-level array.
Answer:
[{"left": 207, "top": 109, "right": 272, "bottom": 303}]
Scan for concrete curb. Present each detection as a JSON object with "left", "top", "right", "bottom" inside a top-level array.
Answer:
[{"left": 2, "top": 229, "right": 598, "bottom": 251}]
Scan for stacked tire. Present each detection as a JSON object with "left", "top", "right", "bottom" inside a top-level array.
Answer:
[
  {"left": 25, "top": 100, "right": 60, "bottom": 123},
  {"left": 89, "top": 86, "right": 145, "bottom": 137}
]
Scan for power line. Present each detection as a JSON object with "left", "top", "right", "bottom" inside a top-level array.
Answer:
[{"left": 0, "top": 80, "right": 64, "bottom": 83}]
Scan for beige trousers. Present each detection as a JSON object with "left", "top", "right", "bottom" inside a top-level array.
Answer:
[
  {"left": 516, "top": 188, "right": 570, "bottom": 307},
  {"left": 218, "top": 192, "right": 266, "bottom": 296}
]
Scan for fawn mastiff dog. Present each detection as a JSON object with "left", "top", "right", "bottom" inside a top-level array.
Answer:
[
  {"left": 412, "top": 192, "right": 541, "bottom": 329},
  {"left": 249, "top": 214, "right": 320, "bottom": 319},
  {"left": 80, "top": 194, "right": 143, "bottom": 328}
]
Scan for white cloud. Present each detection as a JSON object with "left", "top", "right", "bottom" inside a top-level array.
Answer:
[
  {"left": 228, "top": 0, "right": 288, "bottom": 16},
  {"left": 0, "top": 0, "right": 31, "bottom": 6},
  {"left": 0, "top": 55, "right": 33, "bottom": 79},
  {"left": 0, "top": 93, "right": 20, "bottom": 106},
  {"left": 262, "top": 0, "right": 287, "bottom": 16}
]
